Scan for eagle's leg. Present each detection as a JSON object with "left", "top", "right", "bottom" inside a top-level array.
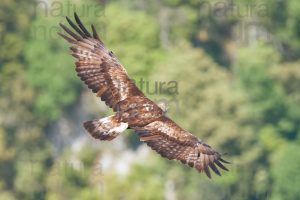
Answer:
[{"left": 83, "top": 115, "right": 128, "bottom": 141}]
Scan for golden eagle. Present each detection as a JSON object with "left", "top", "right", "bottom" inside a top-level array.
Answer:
[{"left": 58, "top": 13, "right": 229, "bottom": 178}]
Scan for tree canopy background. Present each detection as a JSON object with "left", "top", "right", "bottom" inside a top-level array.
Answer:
[{"left": 1, "top": 0, "right": 300, "bottom": 199}]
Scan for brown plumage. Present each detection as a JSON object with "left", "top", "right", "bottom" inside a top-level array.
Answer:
[{"left": 58, "top": 13, "right": 229, "bottom": 178}]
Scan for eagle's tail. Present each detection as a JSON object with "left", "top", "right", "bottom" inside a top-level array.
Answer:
[{"left": 83, "top": 115, "right": 128, "bottom": 141}]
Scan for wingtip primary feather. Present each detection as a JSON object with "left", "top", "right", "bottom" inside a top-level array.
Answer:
[
  {"left": 91, "top": 24, "right": 102, "bottom": 42},
  {"left": 74, "top": 12, "right": 79, "bottom": 20},
  {"left": 57, "top": 32, "right": 76, "bottom": 43},
  {"left": 59, "top": 22, "right": 81, "bottom": 41},
  {"left": 209, "top": 163, "right": 221, "bottom": 176},
  {"left": 219, "top": 158, "right": 231, "bottom": 164},
  {"left": 66, "top": 15, "right": 87, "bottom": 38},
  {"left": 215, "top": 160, "right": 229, "bottom": 171},
  {"left": 204, "top": 167, "right": 212, "bottom": 179},
  {"left": 74, "top": 12, "right": 92, "bottom": 37}
]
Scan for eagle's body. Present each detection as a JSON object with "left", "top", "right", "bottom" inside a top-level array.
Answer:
[{"left": 59, "top": 13, "right": 229, "bottom": 178}]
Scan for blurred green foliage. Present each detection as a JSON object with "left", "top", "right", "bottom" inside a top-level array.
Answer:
[{"left": 1, "top": 0, "right": 300, "bottom": 199}]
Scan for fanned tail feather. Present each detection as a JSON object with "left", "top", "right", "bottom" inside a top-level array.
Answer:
[{"left": 83, "top": 116, "right": 128, "bottom": 141}]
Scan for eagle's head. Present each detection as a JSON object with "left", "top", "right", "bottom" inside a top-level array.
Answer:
[{"left": 157, "top": 101, "right": 168, "bottom": 114}]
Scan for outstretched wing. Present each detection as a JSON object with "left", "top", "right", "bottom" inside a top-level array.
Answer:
[
  {"left": 58, "top": 13, "right": 143, "bottom": 110},
  {"left": 135, "top": 116, "right": 229, "bottom": 178}
]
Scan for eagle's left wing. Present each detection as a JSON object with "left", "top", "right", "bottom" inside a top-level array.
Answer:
[
  {"left": 135, "top": 116, "right": 229, "bottom": 178},
  {"left": 58, "top": 13, "right": 144, "bottom": 111}
]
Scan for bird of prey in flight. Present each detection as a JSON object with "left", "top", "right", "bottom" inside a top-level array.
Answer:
[{"left": 58, "top": 13, "right": 229, "bottom": 178}]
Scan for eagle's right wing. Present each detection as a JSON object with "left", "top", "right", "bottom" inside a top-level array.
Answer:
[
  {"left": 135, "top": 116, "right": 229, "bottom": 178},
  {"left": 58, "top": 13, "right": 143, "bottom": 110}
]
